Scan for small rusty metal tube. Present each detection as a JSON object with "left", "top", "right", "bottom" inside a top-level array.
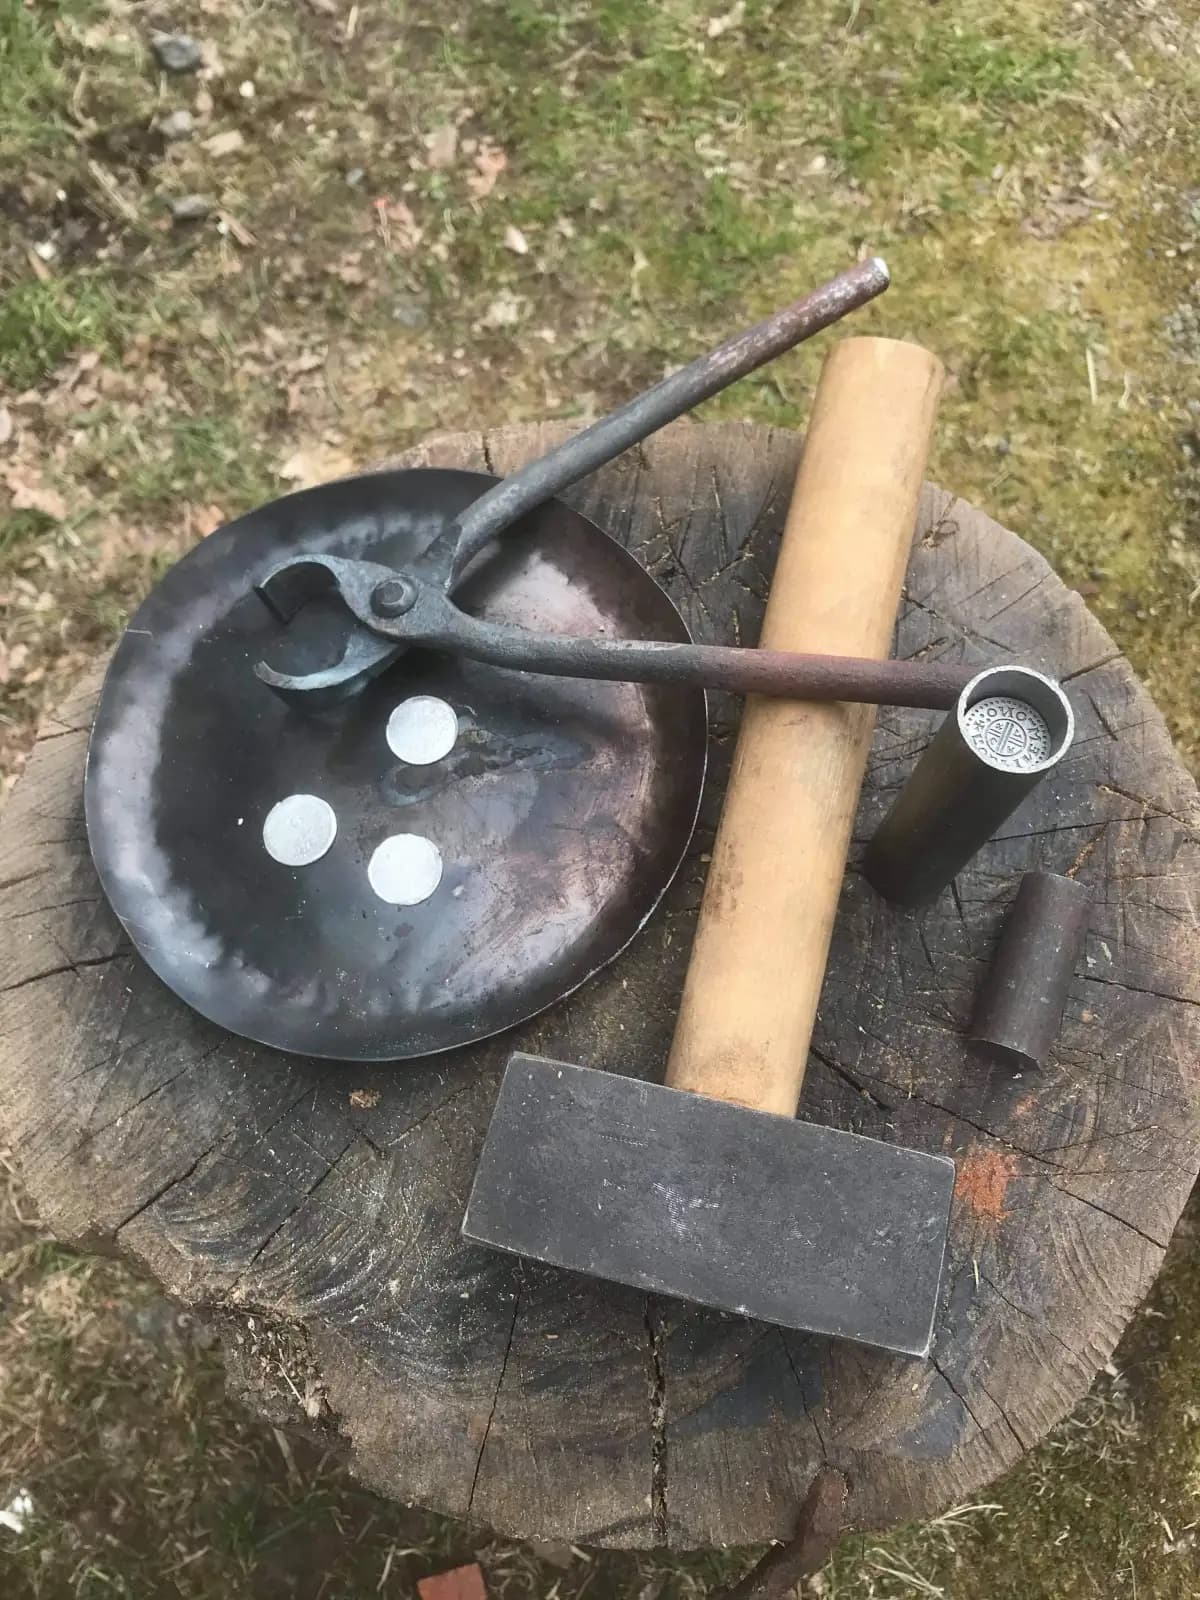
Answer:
[
  {"left": 450, "top": 258, "right": 891, "bottom": 578},
  {"left": 970, "top": 871, "right": 1091, "bottom": 1069},
  {"left": 863, "top": 665, "right": 1075, "bottom": 906}
]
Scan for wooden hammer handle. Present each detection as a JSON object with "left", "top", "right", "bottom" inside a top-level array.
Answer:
[{"left": 664, "top": 336, "right": 943, "bottom": 1116}]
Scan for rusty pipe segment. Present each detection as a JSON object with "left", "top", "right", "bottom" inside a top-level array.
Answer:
[
  {"left": 254, "top": 258, "right": 890, "bottom": 705},
  {"left": 863, "top": 665, "right": 1076, "bottom": 906}
]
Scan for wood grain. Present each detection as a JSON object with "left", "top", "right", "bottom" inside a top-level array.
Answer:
[{"left": 1, "top": 419, "right": 1197, "bottom": 1550}]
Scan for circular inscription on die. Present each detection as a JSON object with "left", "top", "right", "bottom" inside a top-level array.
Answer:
[{"left": 961, "top": 695, "right": 1053, "bottom": 771}]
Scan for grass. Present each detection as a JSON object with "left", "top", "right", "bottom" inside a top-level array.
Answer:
[
  {"left": 0, "top": 0, "right": 98, "bottom": 154},
  {"left": 0, "top": 278, "right": 126, "bottom": 391},
  {"left": 1, "top": 0, "right": 1198, "bottom": 1593}
]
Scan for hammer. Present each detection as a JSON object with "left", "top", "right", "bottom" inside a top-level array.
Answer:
[{"left": 462, "top": 338, "right": 956, "bottom": 1358}]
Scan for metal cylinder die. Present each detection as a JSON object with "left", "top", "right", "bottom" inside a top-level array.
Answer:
[
  {"left": 970, "top": 871, "right": 1091, "bottom": 1068},
  {"left": 862, "top": 665, "right": 1075, "bottom": 907}
]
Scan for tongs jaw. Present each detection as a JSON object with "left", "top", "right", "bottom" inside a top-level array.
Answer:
[
  {"left": 254, "top": 556, "right": 412, "bottom": 708},
  {"left": 254, "top": 552, "right": 458, "bottom": 708}
]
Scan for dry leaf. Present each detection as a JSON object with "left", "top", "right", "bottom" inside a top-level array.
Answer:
[
  {"left": 376, "top": 198, "right": 423, "bottom": 253},
  {"left": 481, "top": 291, "right": 525, "bottom": 328},
  {"left": 0, "top": 641, "right": 30, "bottom": 687},
  {"left": 5, "top": 468, "right": 67, "bottom": 521},
  {"left": 326, "top": 251, "right": 368, "bottom": 284},
  {"left": 425, "top": 122, "right": 458, "bottom": 169},
  {"left": 204, "top": 128, "right": 245, "bottom": 158},
  {"left": 217, "top": 210, "right": 258, "bottom": 247},
  {"left": 503, "top": 223, "right": 529, "bottom": 255},
  {"left": 185, "top": 503, "right": 227, "bottom": 539},
  {"left": 278, "top": 445, "right": 356, "bottom": 487},
  {"left": 706, "top": 1, "right": 745, "bottom": 37},
  {"left": 200, "top": 40, "right": 225, "bottom": 78},
  {"left": 25, "top": 245, "right": 53, "bottom": 283},
  {"left": 467, "top": 143, "right": 507, "bottom": 198}
]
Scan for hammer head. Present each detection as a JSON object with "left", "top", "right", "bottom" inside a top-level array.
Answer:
[{"left": 463, "top": 1055, "right": 955, "bottom": 1358}]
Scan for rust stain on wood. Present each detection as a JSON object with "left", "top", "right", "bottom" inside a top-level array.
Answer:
[{"left": 954, "top": 1150, "right": 1018, "bottom": 1222}]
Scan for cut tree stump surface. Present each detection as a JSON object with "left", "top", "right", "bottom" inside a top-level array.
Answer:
[{"left": 2, "top": 420, "right": 1198, "bottom": 1550}]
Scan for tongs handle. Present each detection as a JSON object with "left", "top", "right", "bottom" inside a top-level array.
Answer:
[{"left": 449, "top": 257, "right": 890, "bottom": 581}]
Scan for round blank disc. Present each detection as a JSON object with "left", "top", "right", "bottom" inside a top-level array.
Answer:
[
  {"left": 262, "top": 794, "right": 337, "bottom": 866},
  {"left": 386, "top": 696, "right": 459, "bottom": 765},
  {"left": 368, "top": 834, "right": 443, "bottom": 905}
]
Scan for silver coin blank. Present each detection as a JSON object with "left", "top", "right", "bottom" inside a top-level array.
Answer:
[
  {"left": 386, "top": 696, "right": 459, "bottom": 765},
  {"left": 262, "top": 794, "right": 338, "bottom": 866},
  {"left": 368, "top": 833, "right": 443, "bottom": 906},
  {"left": 961, "top": 695, "right": 1053, "bottom": 772}
]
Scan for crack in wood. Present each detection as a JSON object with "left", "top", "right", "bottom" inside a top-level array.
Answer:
[
  {"left": 6, "top": 895, "right": 102, "bottom": 922},
  {"left": 112, "top": 1146, "right": 214, "bottom": 1235},
  {"left": 0, "top": 866, "right": 50, "bottom": 895},
  {"left": 1080, "top": 972, "right": 1198, "bottom": 1010},
  {"left": 809, "top": 1045, "right": 892, "bottom": 1113},
  {"left": 1060, "top": 651, "right": 1124, "bottom": 684},
  {"left": 929, "top": 1355, "right": 992, "bottom": 1446},
  {"left": 28, "top": 721, "right": 92, "bottom": 743},
  {"left": 984, "top": 571, "right": 1053, "bottom": 624},
  {"left": 644, "top": 1297, "right": 668, "bottom": 1542},
  {"left": 62, "top": 1043, "right": 223, "bottom": 1157},
  {"left": 466, "top": 1277, "right": 522, "bottom": 1520},
  {"left": 225, "top": 1135, "right": 360, "bottom": 1298},
  {"left": 386, "top": 1080, "right": 478, "bottom": 1148},
  {"left": 1041, "top": 1180, "right": 1168, "bottom": 1250},
  {"left": 975, "top": 1376, "right": 1030, "bottom": 1452},
  {"left": 1096, "top": 782, "right": 1199, "bottom": 836},
  {"left": 1067, "top": 823, "right": 1110, "bottom": 878},
  {"left": 778, "top": 1332, "right": 827, "bottom": 1463},
  {"left": 976, "top": 1272, "right": 1086, "bottom": 1365},
  {"left": 0, "top": 949, "right": 128, "bottom": 995}
]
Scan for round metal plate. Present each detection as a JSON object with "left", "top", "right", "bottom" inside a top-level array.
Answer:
[{"left": 84, "top": 468, "right": 706, "bottom": 1062}]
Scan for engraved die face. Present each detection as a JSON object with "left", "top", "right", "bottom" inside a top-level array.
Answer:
[{"left": 961, "top": 694, "right": 1053, "bottom": 772}]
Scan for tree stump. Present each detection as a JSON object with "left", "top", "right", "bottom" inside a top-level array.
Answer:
[{"left": 2, "top": 420, "right": 1198, "bottom": 1551}]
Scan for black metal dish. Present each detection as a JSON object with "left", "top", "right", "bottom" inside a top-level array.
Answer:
[{"left": 84, "top": 467, "right": 707, "bottom": 1061}]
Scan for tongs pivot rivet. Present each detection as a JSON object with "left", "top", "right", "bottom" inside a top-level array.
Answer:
[{"left": 372, "top": 576, "right": 418, "bottom": 618}]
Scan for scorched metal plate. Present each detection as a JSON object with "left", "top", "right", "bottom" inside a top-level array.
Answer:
[{"left": 84, "top": 468, "right": 706, "bottom": 1061}]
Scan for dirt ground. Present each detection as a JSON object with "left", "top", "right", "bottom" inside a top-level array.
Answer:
[{"left": 1, "top": 1, "right": 1198, "bottom": 1596}]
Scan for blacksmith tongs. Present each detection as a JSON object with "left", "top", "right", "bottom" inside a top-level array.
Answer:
[{"left": 253, "top": 260, "right": 972, "bottom": 713}]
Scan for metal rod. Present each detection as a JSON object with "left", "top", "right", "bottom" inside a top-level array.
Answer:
[
  {"left": 449, "top": 258, "right": 891, "bottom": 580},
  {"left": 862, "top": 665, "right": 1076, "bottom": 905}
]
